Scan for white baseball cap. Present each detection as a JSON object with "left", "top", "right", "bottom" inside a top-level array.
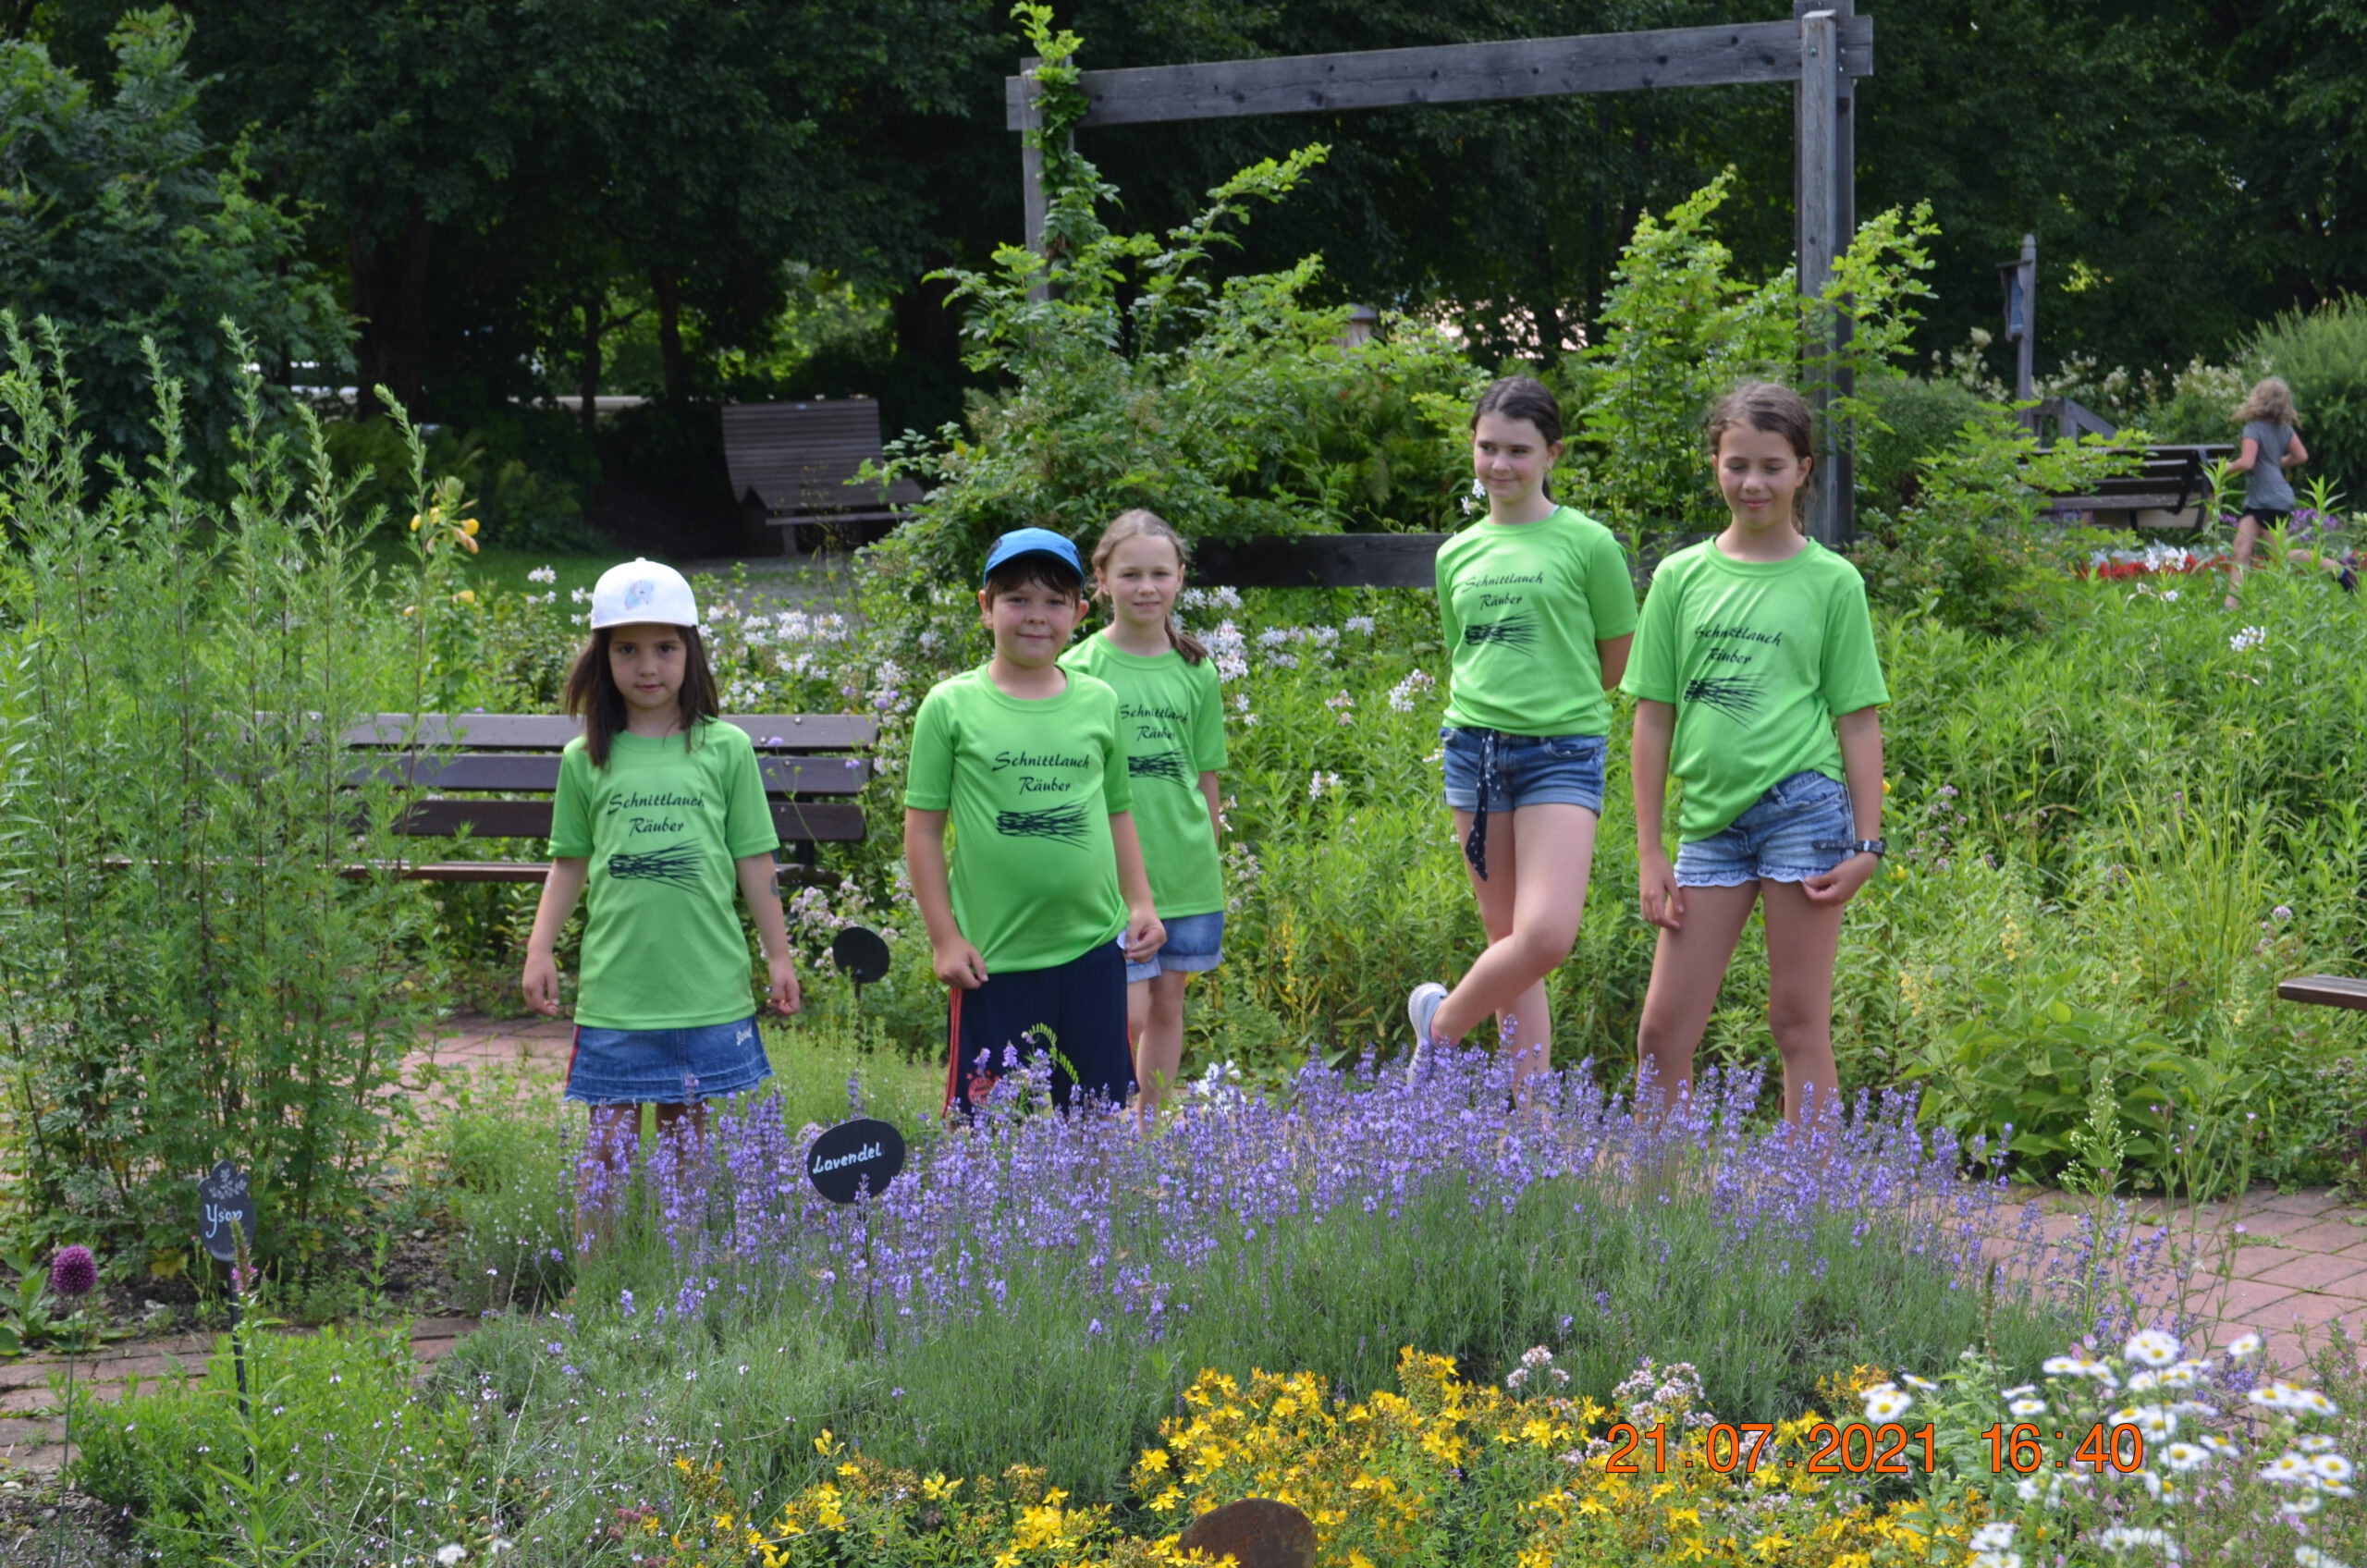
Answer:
[{"left": 589, "top": 558, "right": 699, "bottom": 630}]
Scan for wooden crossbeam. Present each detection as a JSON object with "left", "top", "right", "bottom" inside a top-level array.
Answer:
[
  {"left": 1003, "top": 17, "right": 1873, "bottom": 129},
  {"left": 2278, "top": 975, "right": 2367, "bottom": 1011}
]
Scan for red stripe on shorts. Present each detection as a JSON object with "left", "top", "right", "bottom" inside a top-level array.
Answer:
[{"left": 943, "top": 986, "right": 963, "bottom": 1113}]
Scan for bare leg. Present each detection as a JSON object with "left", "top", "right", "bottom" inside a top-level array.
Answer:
[
  {"left": 1433, "top": 803, "right": 1600, "bottom": 1084},
  {"left": 1133, "top": 970, "right": 1190, "bottom": 1121},
  {"left": 2227, "top": 513, "right": 2263, "bottom": 607},
  {"left": 1633, "top": 883, "right": 1760, "bottom": 1109},
  {"left": 1759, "top": 879, "right": 1846, "bottom": 1125}
]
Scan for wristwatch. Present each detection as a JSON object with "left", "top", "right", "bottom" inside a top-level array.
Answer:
[{"left": 1849, "top": 839, "right": 1887, "bottom": 858}]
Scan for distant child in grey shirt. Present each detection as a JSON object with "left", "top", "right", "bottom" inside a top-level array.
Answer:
[{"left": 2225, "top": 375, "right": 2312, "bottom": 607}]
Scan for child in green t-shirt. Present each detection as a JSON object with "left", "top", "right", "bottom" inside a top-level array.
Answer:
[
  {"left": 1621, "top": 384, "right": 1891, "bottom": 1127},
  {"left": 1061, "top": 510, "right": 1229, "bottom": 1122},
  {"left": 1405, "top": 377, "right": 1637, "bottom": 1092},
  {"left": 904, "top": 529, "right": 1166, "bottom": 1112},
  {"left": 521, "top": 558, "right": 803, "bottom": 1243}
]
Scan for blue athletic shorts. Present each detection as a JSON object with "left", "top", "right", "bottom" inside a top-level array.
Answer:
[
  {"left": 566, "top": 1014, "right": 771, "bottom": 1106},
  {"left": 1673, "top": 769, "right": 1855, "bottom": 888},
  {"left": 945, "top": 937, "right": 1132, "bottom": 1114},
  {"left": 1125, "top": 910, "right": 1224, "bottom": 985}
]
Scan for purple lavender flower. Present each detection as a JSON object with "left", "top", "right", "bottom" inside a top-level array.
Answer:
[{"left": 48, "top": 1245, "right": 96, "bottom": 1300}]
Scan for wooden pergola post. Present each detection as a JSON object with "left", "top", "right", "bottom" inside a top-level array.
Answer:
[
  {"left": 1795, "top": 1, "right": 1854, "bottom": 544},
  {"left": 1009, "top": 12, "right": 1873, "bottom": 537}
]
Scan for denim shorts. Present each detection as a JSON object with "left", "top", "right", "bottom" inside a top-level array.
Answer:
[
  {"left": 1440, "top": 728, "right": 1608, "bottom": 815},
  {"left": 1125, "top": 910, "right": 1224, "bottom": 985},
  {"left": 1674, "top": 770, "right": 1855, "bottom": 888},
  {"left": 566, "top": 1014, "right": 772, "bottom": 1106}
]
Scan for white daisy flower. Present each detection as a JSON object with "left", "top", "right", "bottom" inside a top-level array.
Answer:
[
  {"left": 2003, "top": 1384, "right": 2037, "bottom": 1399},
  {"left": 1902, "top": 1374, "right": 1938, "bottom": 1391},
  {"left": 2295, "top": 1549, "right": 2355, "bottom": 1568},
  {"left": 2162, "top": 1441, "right": 2209, "bottom": 1471},
  {"left": 2096, "top": 1526, "right": 2173, "bottom": 1553},
  {"left": 2125, "top": 1329, "right": 2182, "bottom": 1366},
  {"left": 2277, "top": 1491, "right": 2324, "bottom": 1517},
  {"left": 2200, "top": 1434, "right": 2241, "bottom": 1457},
  {"left": 1971, "top": 1555, "right": 2022, "bottom": 1568},
  {"left": 2260, "top": 1453, "right": 2313, "bottom": 1484},
  {"left": 2009, "top": 1397, "right": 2048, "bottom": 1417},
  {"left": 2311, "top": 1453, "right": 2355, "bottom": 1483},
  {"left": 2159, "top": 1360, "right": 2205, "bottom": 1388},
  {"left": 2226, "top": 1331, "right": 2263, "bottom": 1361},
  {"left": 1864, "top": 1386, "right": 1913, "bottom": 1421},
  {"left": 1971, "top": 1523, "right": 2017, "bottom": 1551},
  {"left": 2296, "top": 1436, "right": 2336, "bottom": 1453}
]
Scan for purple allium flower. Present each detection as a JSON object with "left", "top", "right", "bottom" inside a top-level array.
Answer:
[{"left": 49, "top": 1244, "right": 96, "bottom": 1300}]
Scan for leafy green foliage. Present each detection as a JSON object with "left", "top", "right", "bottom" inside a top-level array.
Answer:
[
  {"left": 0, "top": 10, "right": 349, "bottom": 461},
  {"left": 1901, "top": 974, "right": 2194, "bottom": 1183},
  {"left": 868, "top": 6, "right": 1483, "bottom": 578},
  {"left": 1853, "top": 402, "right": 2139, "bottom": 636},
  {"left": 0, "top": 321, "right": 438, "bottom": 1266},
  {"left": 1553, "top": 174, "right": 1936, "bottom": 540}
]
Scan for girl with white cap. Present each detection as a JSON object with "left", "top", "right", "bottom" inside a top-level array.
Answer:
[{"left": 521, "top": 558, "right": 800, "bottom": 1242}]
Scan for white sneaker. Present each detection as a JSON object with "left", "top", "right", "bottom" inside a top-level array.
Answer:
[{"left": 1406, "top": 982, "right": 1448, "bottom": 1081}]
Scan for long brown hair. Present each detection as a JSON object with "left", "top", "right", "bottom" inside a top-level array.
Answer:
[
  {"left": 1704, "top": 381, "right": 1816, "bottom": 534},
  {"left": 2236, "top": 375, "right": 2299, "bottom": 429},
  {"left": 1089, "top": 509, "right": 1208, "bottom": 664},
  {"left": 561, "top": 623, "right": 722, "bottom": 766}
]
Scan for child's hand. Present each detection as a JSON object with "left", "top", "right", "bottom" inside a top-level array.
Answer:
[
  {"left": 767, "top": 955, "right": 802, "bottom": 1016},
  {"left": 932, "top": 939, "right": 988, "bottom": 990},
  {"left": 1637, "top": 854, "right": 1685, "bottom": 931},
  {"left": 521, "top": 952, "right": 563, "bottom": 1016},
  {"left": 1803, "top": 852, "right": 1880, "bottom": 907},
  {"left": 1123, "top": 908, "right": 1166, "bottom": 963}
]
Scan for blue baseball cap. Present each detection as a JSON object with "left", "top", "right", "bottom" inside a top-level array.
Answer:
[{"left": 980, "top": 527, "right": 1083, "bottom": 587}]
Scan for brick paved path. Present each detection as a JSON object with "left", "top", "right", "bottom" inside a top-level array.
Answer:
[{"left": 3, "top": 1015, "right": 2361, "bottom": 1476}]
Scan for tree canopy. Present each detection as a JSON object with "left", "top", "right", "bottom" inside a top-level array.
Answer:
[{"left": 6, "top": 1, "right": 2361, "bottom": 447}]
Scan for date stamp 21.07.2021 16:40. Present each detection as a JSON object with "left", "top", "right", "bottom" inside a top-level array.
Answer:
[{"left": 1602, "top": 1421, "right": 2149, "bottom": 1476}]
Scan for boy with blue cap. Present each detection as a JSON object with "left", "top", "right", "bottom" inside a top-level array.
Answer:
[{"left": 903, "top": 528, "right": 1166, "bottom": 1112}]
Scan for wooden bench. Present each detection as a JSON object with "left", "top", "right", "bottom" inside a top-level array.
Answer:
[
  {"left": 722, "top": 398, "right": 923, "bottom": 554},
  {"left": 2040, "top": 444, "right": 2233, "bottom": 529},
  {"left": 345, "top": 713, "right": 875, "bottom": 885},
  {"left": 2278, "top": 975, "right": 2367, "bottom": 1012}
]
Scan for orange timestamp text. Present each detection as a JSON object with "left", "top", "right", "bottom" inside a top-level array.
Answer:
[{"left": 1600, "top": 1420, "right": 2150, "bottom": 1476}]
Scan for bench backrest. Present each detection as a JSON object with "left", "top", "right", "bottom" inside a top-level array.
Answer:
[
  {"left": 344, "top": 713, "right": 876, "bottom": 845},
  {"left": 721, "top": 400, "right": 925, "bottom": 520}
]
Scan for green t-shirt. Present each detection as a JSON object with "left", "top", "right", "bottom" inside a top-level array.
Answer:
[
  {"left": 1060, "top": 633, "right": 1229, "bottom": 918},
  {"left": 549, "top": 720, "right": 780, "bottom": 1029},
  {"left": 1436, "top": 505, "right": 1638, "bottom": 737},
  {"left": 903, "top": 664, "right": 1134, "bottom": 973},
  {"left": 1621, "top": 538, "right": 1890, "bottom": 841}
]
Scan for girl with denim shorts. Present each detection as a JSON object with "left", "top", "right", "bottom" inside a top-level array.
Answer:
[
  {"left": 521, "top": 559, "right": 802, "bottom": 1241},
  {"left": 1406, "top": 377, "right": 1638, "bottom": 1089},
  {"left": 1623, "top": 385, "right": 1890, "bottom": 1126},
  {"left": 1061, "top": 511, "right": 1228, "bottom": 1122}
]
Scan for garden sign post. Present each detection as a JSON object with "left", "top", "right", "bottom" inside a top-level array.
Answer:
[{"left": 1006, "top": 2, "right": 1870, "bottom": 543}]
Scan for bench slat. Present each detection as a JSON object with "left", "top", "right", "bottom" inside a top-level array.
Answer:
[
  {"left": 366, "top": 862, "right": 841, "bottom": 888},
  {"left": 2278, "top": 975, "right": 2367, "bottom": 1011},
  {"left": 345, "top": 714, "right": 879, "bottom": 752},
  {"left": 397, "top": 800, "right": 865, "bottom": 843},
  {"left": 350, "top": 754, "right": 869, "bottom": 794}
]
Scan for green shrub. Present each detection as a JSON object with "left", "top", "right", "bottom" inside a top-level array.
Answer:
[
  {"left": 0, "top": 322, "right": 444, "bottom": 1265},
  {"left": 1856, "top": 375, "right": 1986, "bottom": 510},
  {"left": 431, "top": 1076, "right": 575, "bottom": 1314}
]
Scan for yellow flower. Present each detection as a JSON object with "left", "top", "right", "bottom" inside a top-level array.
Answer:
[
  {"left": 1667, "top": 1506, "right": 1703, "bottom": 1529},
  {"left": 409, "top": 514, "right": 423, "bottom": 532},
  {"left": 461, "top": 517, "right": 480, "bottom": 535},
  {"left": 1752, "top": 1531, "right": 1793, "bottom": 1559},
  {"left": 452, "top": 589, "right": 476, "bottom": 605}
]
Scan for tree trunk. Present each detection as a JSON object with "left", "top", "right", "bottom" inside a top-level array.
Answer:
[
  {"left": 652, "top": 268, "right": 688, "bottom": 403},
  {"left": 349, "top": 200, "right": 432, "bottom": 419},
  {"left": 579, "top": 291, "right": 603, "bottom": 437}
]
